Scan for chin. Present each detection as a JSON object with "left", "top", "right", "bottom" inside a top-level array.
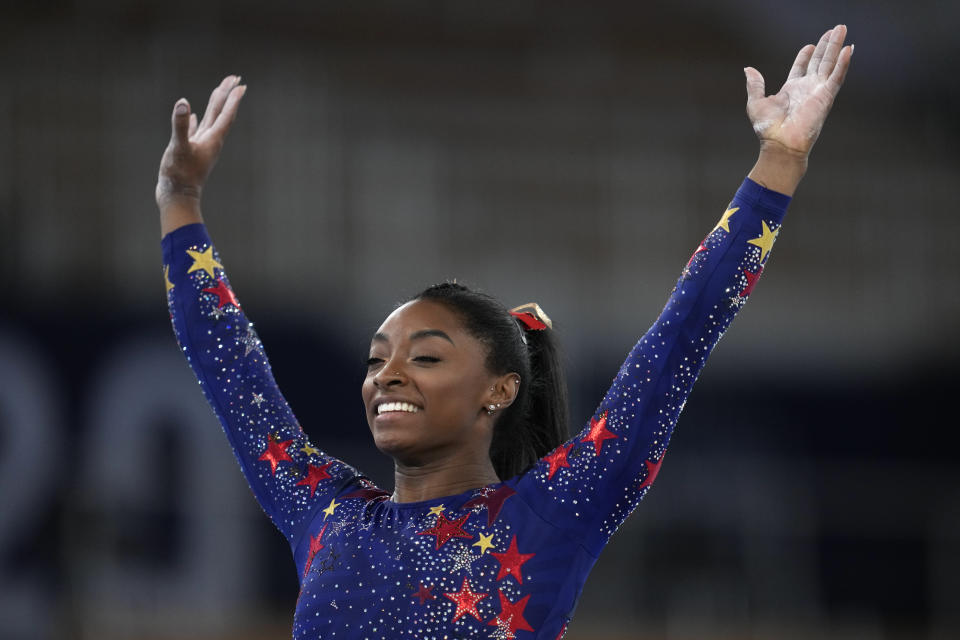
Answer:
[
  {"left": 372, "top": 430, "right": 446, "bottom": 468},
  {"left": 370, "top": 426, "right": 415, "bottom": 459},
  {"left": 373, "top": 441, "right": 427, "bottom": 469},
  {"left": 368, "top": 411, "right": 428, "bottom": 458}
]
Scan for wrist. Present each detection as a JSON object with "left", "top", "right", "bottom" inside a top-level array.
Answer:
[
  {"left": 747, "top": 142, "right": 808, "bottom": 197},
  {"left": 156, "top": 175, "right": 203, "bottom": 208},
  {"left": 157, "top": 180, "right": 204, "bottom": 238}
]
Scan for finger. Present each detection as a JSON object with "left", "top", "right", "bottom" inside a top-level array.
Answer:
[
  {"left": 188, "top": 112, "right": 198, "bottom": 138},
  {"left": 197, "top": 75, "right": 240, "bottom": 133},
  {"left": 170, "top": 98, "right": 191, "bottom": 147},
  {"left": 806, "top": 28, "right": 833, "bottom": 76},
  {"left": 826, "top": 44, "right": 853, "bottom": 96},
  {"left": 207, "top": 83, "right": 247, "bottom": 140},
  {"left": 744, "top": 67, "right": 766, "bottom": 102},
  {"left": 197, "top": 75, "right": 237, "bottom": 132},
  {"left": 817, "top": 24, "right": 847, "bottom": 77},
  {"left": 787, "top": 44, "right": 815, "bottom": 81}
]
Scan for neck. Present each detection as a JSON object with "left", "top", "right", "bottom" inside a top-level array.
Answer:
[{"left": 391, "top": 457, "right": 501, "bottom": 503}]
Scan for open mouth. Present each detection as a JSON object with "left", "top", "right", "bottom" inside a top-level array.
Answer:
[{"left": 376, "top": 402, "right": 421, "bottom": 415}]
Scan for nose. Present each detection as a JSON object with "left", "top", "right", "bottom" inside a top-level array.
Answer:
[{"left": 372, "top": 366, "right": 405, "bottom": 389}]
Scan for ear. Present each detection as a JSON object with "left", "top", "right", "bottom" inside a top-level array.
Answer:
[{"left": 483, "top": 373, "right": 521, "bottom": 412}]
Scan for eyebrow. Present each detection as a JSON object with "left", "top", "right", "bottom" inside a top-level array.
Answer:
[{"left": 371, "top": 329, "right": 455, "bottom": 345}]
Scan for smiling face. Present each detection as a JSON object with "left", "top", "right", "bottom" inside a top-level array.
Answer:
[{"left": 361, "top": 299, "right": 502, "bottom": 466}]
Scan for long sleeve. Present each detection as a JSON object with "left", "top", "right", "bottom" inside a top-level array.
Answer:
[
  {"left": 512, "top": 178, "right": 791, "bottom": 556},
  {"left": 162, "top": 223, "right": 364, "bottom": 547}
]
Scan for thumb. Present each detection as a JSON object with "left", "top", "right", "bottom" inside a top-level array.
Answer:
[
  {"left": 170, "top": 98, "right": 191, "bottom": 147},
  {"left": 744, "top": 67, "right": 766, "bottom": 102}
]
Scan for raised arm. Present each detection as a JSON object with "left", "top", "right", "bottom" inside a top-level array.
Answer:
[
  {"left": 158, "top": 77, "right": 364, "bottom": 547},
  {"left": 512, "top": 26, "right": 852, "bottom": 554}
]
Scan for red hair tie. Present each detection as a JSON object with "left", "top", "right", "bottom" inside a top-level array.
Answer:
[{"left": 509, "top": 302, "right": 552, "bottom": 331}]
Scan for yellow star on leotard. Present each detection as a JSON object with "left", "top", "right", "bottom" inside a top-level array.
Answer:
[
  {"left": 428, "top": 505, "right": 446, "bottom": 516},
  {"left": 185, "top": 246, "right": 223, "bottom": 279},
  {"left": 472, "top": 532, "right": 495, "bottom": 554},
  {"left": 163, "top": 265, "right": 174, "bottom": 292},
  {"left": 300, "top": 443, "right": 320, "bottom": 457},
  {"left": 323, "top": 497, "right": 341, "bottom": 520},
  {"left": 747, "top": 220, "right": 778, "bottom": 264},
  {"left": 713, "top": 206, "right": 739, "bottom": 233}
]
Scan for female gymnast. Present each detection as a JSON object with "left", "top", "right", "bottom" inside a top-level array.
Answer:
[{"left": 157, "top": 25, "right": 852, "bottom": 639}]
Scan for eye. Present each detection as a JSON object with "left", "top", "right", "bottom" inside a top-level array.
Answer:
[
  {"left": 413, "top": 356, "right": 440, "bottom": 363},
  {"left": 366, "top": 356, "right": 384, "bottom": 367}
]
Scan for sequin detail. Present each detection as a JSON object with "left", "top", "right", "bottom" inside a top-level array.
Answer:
[{"left": 162, "top": 178, "right": 790, "bottom": 638}]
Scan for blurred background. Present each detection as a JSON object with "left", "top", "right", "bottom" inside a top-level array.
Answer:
[{"left": 1, "top": 1, "right": 958, "bottom": 639}]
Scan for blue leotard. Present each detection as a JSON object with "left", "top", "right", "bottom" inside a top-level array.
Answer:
[{"left": 162, "top": 177, "right": 790, "bottom": 639}]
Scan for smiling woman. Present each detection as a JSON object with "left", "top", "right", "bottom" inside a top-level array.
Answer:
[
  {"left": 363, "top": 298, "right": 505, "bottom": 481},
  {"left": 158, "top": 25, "right": 852, "bottom": 640},
  {"left": 363, "top": 286, "right": 567, "bottom": 503}
]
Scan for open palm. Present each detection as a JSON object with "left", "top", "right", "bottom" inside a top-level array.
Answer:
[
  {"left": 746, "top": 25, "right": 852, "bottom": 157},
  {"left": 156, "top": 75, "right": 246, "bottom": 208}
]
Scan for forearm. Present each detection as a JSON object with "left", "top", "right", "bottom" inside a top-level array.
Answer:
[
  {"left": 515, "top": 179, "right": 791, "bottom": 552},
  {"left": 163, "top": 224, "right": 357, "bottom": 544},
  {"left": 601, "top": 178, "right": 791, "bottom": 457}
]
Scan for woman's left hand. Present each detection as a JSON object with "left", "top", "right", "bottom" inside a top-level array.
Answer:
[{"left": 745, "top": 24, "right": 853, "bottom": 159}]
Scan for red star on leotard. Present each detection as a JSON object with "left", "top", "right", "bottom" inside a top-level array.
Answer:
[
  {"left": 490, "top": 535, "right": 535, "bottom": 585},
  {"left": 739, "top": 266, "right": 764, "bottom": 297},
  {"left": 686, "top": 240, "right": 709, "bottom": 267},
  {"left": 581, "top": 412, "right": 618, "bottom": 456},
  {"left": 411, "top": 582, "right": 436, "bottom": 605},
  {"left": 417, "top": 512, "right": 472, "bottom": 550},
  {"left": 202, "top": 279, "right": 240, "bottom": 309},
  {"left": 543, "top": 442, "right": 573, "bottom": 480},
  {"left": 443, "top": 576, "right": 488, "bottom": 622},
  {"left": 302, "top": 523, "right": 328, "bottom": 579},
  {"left": 296, "top": 461, "right": 334, "bottom": 497},
  {"left": 463, "top": 485, "right": 517, "bottom": 527},
  {"left": 638, "top": 455, "right": 664, "bottom": 490},
  {"left": 259, "top": 436, "right": 294, "bottom": 475},
  {"left": 488, "top": 589, "right": 534, "bottom": 634}
]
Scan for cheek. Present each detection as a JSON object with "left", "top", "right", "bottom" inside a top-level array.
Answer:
[
  {"left": 433, "top": 378, "right": 484, "bottom": 421},
  {"left": 361, "top": 377, "right": 375, "bottom": 406}
]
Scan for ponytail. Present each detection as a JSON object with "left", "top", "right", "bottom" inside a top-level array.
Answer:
[
  {"left": 412, "top": 283, "right": 569, "bottom": 479},
  {"left": 490, "top": 318, "right": 568, "bottom": 479}
]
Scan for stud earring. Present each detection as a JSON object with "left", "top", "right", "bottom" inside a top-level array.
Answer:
[{"left": 487, "top": 404, "right": 496, "bottom": 415}]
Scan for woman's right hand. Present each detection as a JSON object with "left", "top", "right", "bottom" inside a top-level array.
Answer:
[{"left": 157, "top": 75, "right": 246, "bottom": 235}]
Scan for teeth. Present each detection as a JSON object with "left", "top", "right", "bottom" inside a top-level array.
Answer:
[{"left": 377, "top": 402, "right": 420, "bottom": 415}]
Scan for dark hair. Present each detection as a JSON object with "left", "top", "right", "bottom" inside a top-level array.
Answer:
[{"left": 412, "top": 282, "right": 569, "bottom": 479}]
